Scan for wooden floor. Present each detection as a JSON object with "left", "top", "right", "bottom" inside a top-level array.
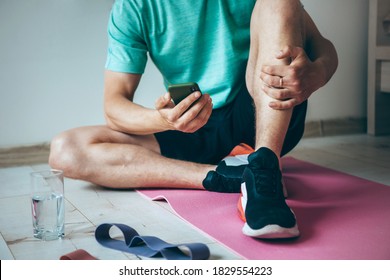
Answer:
[
  {"left": 288, "top": 134, "right": 390, "bottom": 186},
  {"left": 0, "top": 134, "right": 389, "bottom": 260}
]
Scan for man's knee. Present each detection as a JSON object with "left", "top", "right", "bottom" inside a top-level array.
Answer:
[
  {"left": 255, "top": 0, "right": 302, "bottom": 14},
  {"left": 252, "top": 0, "right": 303, "bottom": 27},
  {"left": 49, "top": 130, "right": 83, "bottom": 178}
]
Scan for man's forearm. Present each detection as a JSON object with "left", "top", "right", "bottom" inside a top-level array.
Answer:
[
  {"left": 104, "top": 97, "right": 168, "bottom": 135},
  {"left": 307, "top": 35, "right": 338, "bottom": 87},
  {"left": 103, "top": 70, "right": 170, "bottom": 135},
  {"left": 303, "top": 9, "right": 338, "bottom": 88}
]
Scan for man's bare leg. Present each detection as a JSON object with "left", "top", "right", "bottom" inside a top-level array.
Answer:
[
  {"left": 240, "top": 0, "right": 305, "bottom": 239},
  {"left": 246, "top": 0, "right": 305, "bottom": 154},
  {"left": 49, "top": 125, "right": 214, "bottom": 189}
]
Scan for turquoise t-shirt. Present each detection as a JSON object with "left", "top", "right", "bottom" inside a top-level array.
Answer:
[{"left": 105, "top": 0, "right": 256, "bottom": 108}]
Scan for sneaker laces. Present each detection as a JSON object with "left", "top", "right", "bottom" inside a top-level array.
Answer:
[{"left": 251, "top": 163, "right": 279, "bottom": 195}]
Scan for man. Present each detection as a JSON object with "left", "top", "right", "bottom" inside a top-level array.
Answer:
[{"left": 49, "top": 0, "right": 338, "bottom": 239}]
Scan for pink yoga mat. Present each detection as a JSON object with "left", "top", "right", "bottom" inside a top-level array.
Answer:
[{"left": 139, "top": 157, "right": 390, "bottom": 260}]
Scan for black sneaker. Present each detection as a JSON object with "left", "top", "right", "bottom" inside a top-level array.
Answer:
[
  {"left": 241, "top": 147, "right": 299, "bottom": 239},
  {"left": 203, "top": 155, "right": 288, "bottom": 197},
  {"left": 202, "top": 160, "right": 247, "bottom": 193}
]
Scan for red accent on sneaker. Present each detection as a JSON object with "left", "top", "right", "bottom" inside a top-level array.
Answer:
[
  {"left": 237, "top": 195, "right": 246, "bottom": 222},
  {"left": 229, "top": 143, "right": 254, "bottom": 156}
]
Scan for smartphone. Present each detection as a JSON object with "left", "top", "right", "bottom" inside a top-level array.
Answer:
[{"left": 168, "top": 82, "right": 202, "bottom": 105}]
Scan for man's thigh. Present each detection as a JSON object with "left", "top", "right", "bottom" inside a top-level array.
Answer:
[
  {"left": 154, "top": 118, "right": 235, "bottom": 165},
  {"left": 54, "top": 125, "right": 161, "bottom": 154}
]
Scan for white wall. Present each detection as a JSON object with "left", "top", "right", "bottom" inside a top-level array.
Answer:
[
  {"left": 302, "top": 0, "right": 369, "bottom": 121},
  {"left": 0, "top": 0, "right": 110, "bottom": 147},
  {"left": 0, "top": 0, "right": 369, "bottom": 148}
]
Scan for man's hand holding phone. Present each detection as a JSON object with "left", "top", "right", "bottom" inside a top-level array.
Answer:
[{"left": 155, "top": 82, "right": 212, "bottom": 133}]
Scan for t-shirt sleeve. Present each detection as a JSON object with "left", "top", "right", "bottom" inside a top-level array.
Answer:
[{"left": 105, "top": 0, "right": 148, "bottom": 74}]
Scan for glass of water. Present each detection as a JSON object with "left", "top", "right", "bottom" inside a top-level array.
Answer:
[{"left": 30, "top": 169, "right": 65, "bottom": 241}]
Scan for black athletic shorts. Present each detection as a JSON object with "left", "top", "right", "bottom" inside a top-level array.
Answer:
[{"left": 155, "top": 85, "right": 307, "bottom": 165}]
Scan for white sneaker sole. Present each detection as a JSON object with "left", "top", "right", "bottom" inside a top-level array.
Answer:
[
  {"left": 240, "top": 183, "right": 300, "bottom": 239},
  {"left": 242, "top": 223, "right": 300, "bottom": 239}
]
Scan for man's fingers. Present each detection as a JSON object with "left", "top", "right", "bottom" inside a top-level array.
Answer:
[
  {"left": 261, "top": 64, "right": 287, "bottom": 77},
  {"left": 276, "top": 45, "right": 302, "bottom": 60},
  {"left": 155, "top": 92, "right": 173, "bottom": 109},
  {"left": 269, "top": 99, "right": 297, "bottom": 110},
  {"left": 182, "top": 97, "right": 213, "bottom": 133},
  {"left": 173, "top": 91, "right": 202, "bottom": 113},
  {"left": 260, "top": 72, "right": 288, "bottom": 89},
  {"left": 174, "top": 94, "right": 212, "bottom": 133},
  {"left": 262, "top": 85, "right": 291, "bottom": 100}
]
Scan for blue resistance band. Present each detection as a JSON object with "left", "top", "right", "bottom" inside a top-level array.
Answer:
[{"left": 95, "top": 223, "right": 210, "bottom": 260}]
